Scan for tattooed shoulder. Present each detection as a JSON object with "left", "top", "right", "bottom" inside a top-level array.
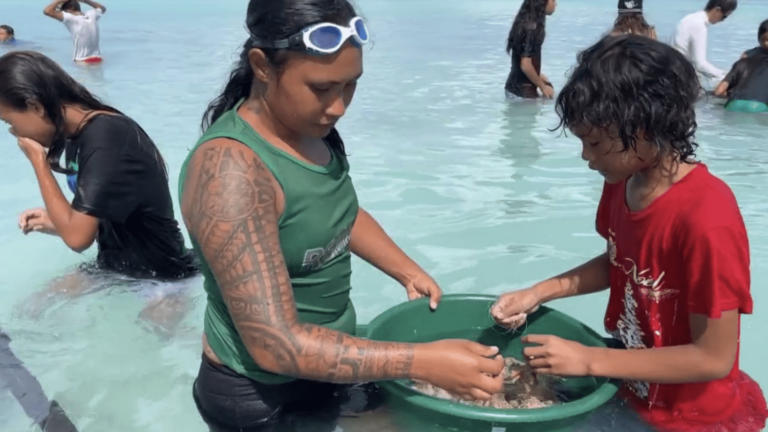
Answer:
[{"left": 179, "top": 139, "right": 416, "bottom": 383}]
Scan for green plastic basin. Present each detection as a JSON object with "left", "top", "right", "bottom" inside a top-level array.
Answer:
[{"left": 364, "top": 294, "right": 620, "bottom": 432}]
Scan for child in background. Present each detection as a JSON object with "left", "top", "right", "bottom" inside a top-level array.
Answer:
[
  {"left": 0, "top": 25, "right": 16, "bottom": 44},
  {"left": 504, "top": 0, "right": 557, "bottom": 99},
  {"left": 491, "top": 35, "right": 768, "bottom": 432},
  {"left": 44, "top": 0, "right": 106, "bottom": 63}
]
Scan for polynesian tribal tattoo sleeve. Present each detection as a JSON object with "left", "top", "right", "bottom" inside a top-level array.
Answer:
[{"left": 186, "top": 142, "right": 415, "bottom": 383}]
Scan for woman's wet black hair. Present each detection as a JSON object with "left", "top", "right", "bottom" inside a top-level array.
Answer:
[
  {"left": 0, "top": 25, "right": 14, "bottom": 38},
  {"left": 705, "top": 0, "right": 737, "bottom": 14},
  {"left": 759, "top": 19, "right": 768, "bottom": 40},
  {"left": 0, "top": 51, "right": 120, "bottom": 175},
  {"left": 506, "top": 0, "right": 549, "bottom": 55},
  {"left": 202, "top": 0, "right": 358, "bottom": 152},
  {"left": 554, "top": 35, "right": 700, "bottom": 163},
  {"left": 612, "top": 13, "right": 655, "bottom": 38}
]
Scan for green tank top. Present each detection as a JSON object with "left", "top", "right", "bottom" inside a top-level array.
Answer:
[{"left": 179, "top": 101, "right": 359, "bottom": 384}]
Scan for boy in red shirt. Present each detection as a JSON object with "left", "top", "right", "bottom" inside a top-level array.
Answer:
[{"left": 491, "top": 34, "right": 768, "bottom": 432}]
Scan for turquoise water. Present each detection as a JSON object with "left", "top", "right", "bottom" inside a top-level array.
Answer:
[{"left": 1, "top": 0, "right": 767, "bottom": 430}]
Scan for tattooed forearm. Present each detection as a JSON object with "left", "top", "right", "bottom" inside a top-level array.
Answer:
[{"left": 182, "top": 140, "right": 416, "bottom": 383}]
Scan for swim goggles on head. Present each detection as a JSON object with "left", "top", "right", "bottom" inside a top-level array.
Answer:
[{"left": 250, "top": 17, "right": 370, "bottom": 55}]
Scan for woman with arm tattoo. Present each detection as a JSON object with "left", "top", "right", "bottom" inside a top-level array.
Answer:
[{"left": 178, "top": 1, "right": 505, "bottom": 430}]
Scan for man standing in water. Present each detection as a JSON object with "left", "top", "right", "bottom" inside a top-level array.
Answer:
[
  {"left": 671, "top": 0, "right": 737, "bottom": 86},
  {"left": 44, "top": 0, "right": 106, "bottom": 63}
]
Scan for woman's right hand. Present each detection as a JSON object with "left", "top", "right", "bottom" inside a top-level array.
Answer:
[
  {"left": 413, "top": 339, "right": 505, "bottom": 401},
  {"left": 540, "top": 83, "right": 555, "bottom": 99},
  {"left": 490, "top": 287, "right": 544, "bottom": 329},
  {"left": 19, "top": 208, "right": 57, "bottom": 235}
]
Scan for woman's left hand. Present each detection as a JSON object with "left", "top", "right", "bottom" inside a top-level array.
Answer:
[
  {"left": 403, "top": 272, "right": 443, "bottom": 310},
  {"left": 17, "top": 136, "right": 47, "bottom": 163},
  {"left": 522, "top": 334, "right": 594, "bottom": 376}
]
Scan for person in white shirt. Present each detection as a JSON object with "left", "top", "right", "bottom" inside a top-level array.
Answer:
[
  {"left": 44, "top": 0, "right": 107, "bottom": 63},
  {"left": 671, "top": 0, "right": 737, "bottom": 86}
]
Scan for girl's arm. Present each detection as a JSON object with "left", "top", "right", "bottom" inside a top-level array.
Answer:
[
  {"left": 492, "top": 253, "right": 610, "bottom": 326},
  {"left": 586, "top": 311, "right": 738, "bottom": 382},
  {"left": 350, "top": 208, "right": 425, "bottom": 287},
  {"left": 532, "top": 253, "right": 611, "bottom": 301},
  {"left": 29, "top": 151, "right": 99, "bottom": 252},
  {"left": 526, "top": 226, "right": 746, "bottom": 384},
  {"left": 520, "top": 57, "right": 548, "bottom": 91},
  {"left": 526, "top": 311, "right": 737, "bottom": 383}
]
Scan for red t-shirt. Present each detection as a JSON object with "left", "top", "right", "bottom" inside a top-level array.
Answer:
[{"left": 596, "top": 164, "right": 767, "bottom": 432}]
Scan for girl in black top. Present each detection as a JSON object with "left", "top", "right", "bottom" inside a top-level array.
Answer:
[
  {"left": 504, "top": 0, "right": 557, "bottom": 99},
  {"left": 0, "top": 51, "right": 199, "bottom": 330}
]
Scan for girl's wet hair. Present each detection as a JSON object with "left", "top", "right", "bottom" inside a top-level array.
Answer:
[
  {"left": 506, "top": 0, "right": 549, "bottom": 55},
  {"left": 554, "top": 35, "right": 700, "bottom": 162},
  {"left": 611, "top": 13, "right": 655, "bottom": 38},
  {"left": 759, "top": 19, "right": 768, "bottom": 40},
  {"left": 201, "top": 0, "right": 357, "bottom": 151},
  {"left": 0, "top": 51, "right": 119, "bottom": 174}
]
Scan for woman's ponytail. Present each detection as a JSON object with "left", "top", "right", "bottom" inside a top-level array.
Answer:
[{"left": 201, "top": 41, "right": 254, "bottom": 133}]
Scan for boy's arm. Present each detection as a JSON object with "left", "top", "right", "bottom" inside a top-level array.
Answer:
[{"left": 43, "top": 0, "right": 68, "bottom": 21}]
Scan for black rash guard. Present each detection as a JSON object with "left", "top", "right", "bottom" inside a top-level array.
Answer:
[
  {"left": 65, "top": 114, "right": 199, "bottom": 279},
  {"left": 505, "top": 23, "right": 546, "bottom": 98},
  {"left": 723, "top": 54, "right": 768, "bottom": 105}
]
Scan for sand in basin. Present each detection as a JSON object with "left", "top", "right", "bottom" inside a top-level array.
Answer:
[{"left": 411, "top": 357, "right": 562, "bottom": 409}]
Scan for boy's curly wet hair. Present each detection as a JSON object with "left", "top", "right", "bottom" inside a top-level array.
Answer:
[{"left": 554, "top": 34, "right": 701, "bottom": 162}]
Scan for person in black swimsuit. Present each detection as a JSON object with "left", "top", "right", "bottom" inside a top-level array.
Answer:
[
  {"left": 714, "top": 20, "right": 768, "bottom": 112},
  {"left": 504, "top": 0, "right": 557, "bottom": 99},
  {"left": 714, "top": 51, "right": 768, "bottom": 112},
  {"left": 0, "top": 51, "right": 199, "bottom": 333}
]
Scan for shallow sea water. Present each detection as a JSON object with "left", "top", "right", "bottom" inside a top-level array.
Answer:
[{"left": 1, "top": 0, "right": 767, "bottom": 430}]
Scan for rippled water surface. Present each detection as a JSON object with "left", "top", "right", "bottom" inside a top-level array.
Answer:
[{"left": 1, "top": 0, "right": 767, "bottom": 430}]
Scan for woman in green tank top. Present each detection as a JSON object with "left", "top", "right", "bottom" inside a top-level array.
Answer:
[{"left": 178, "top": 0, "right": 505, "bottom": 430}]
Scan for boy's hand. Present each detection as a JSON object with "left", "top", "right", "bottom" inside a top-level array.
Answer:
[
  {"left": 522, "top": 335, "right": 593, "bottom": 376},
  {"left": 490, "top": 287, "right": 542, "bottom": 329}
]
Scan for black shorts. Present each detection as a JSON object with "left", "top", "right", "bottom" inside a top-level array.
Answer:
[{"left": 192, "top": 355, "right": 384, "bottom": 432}]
